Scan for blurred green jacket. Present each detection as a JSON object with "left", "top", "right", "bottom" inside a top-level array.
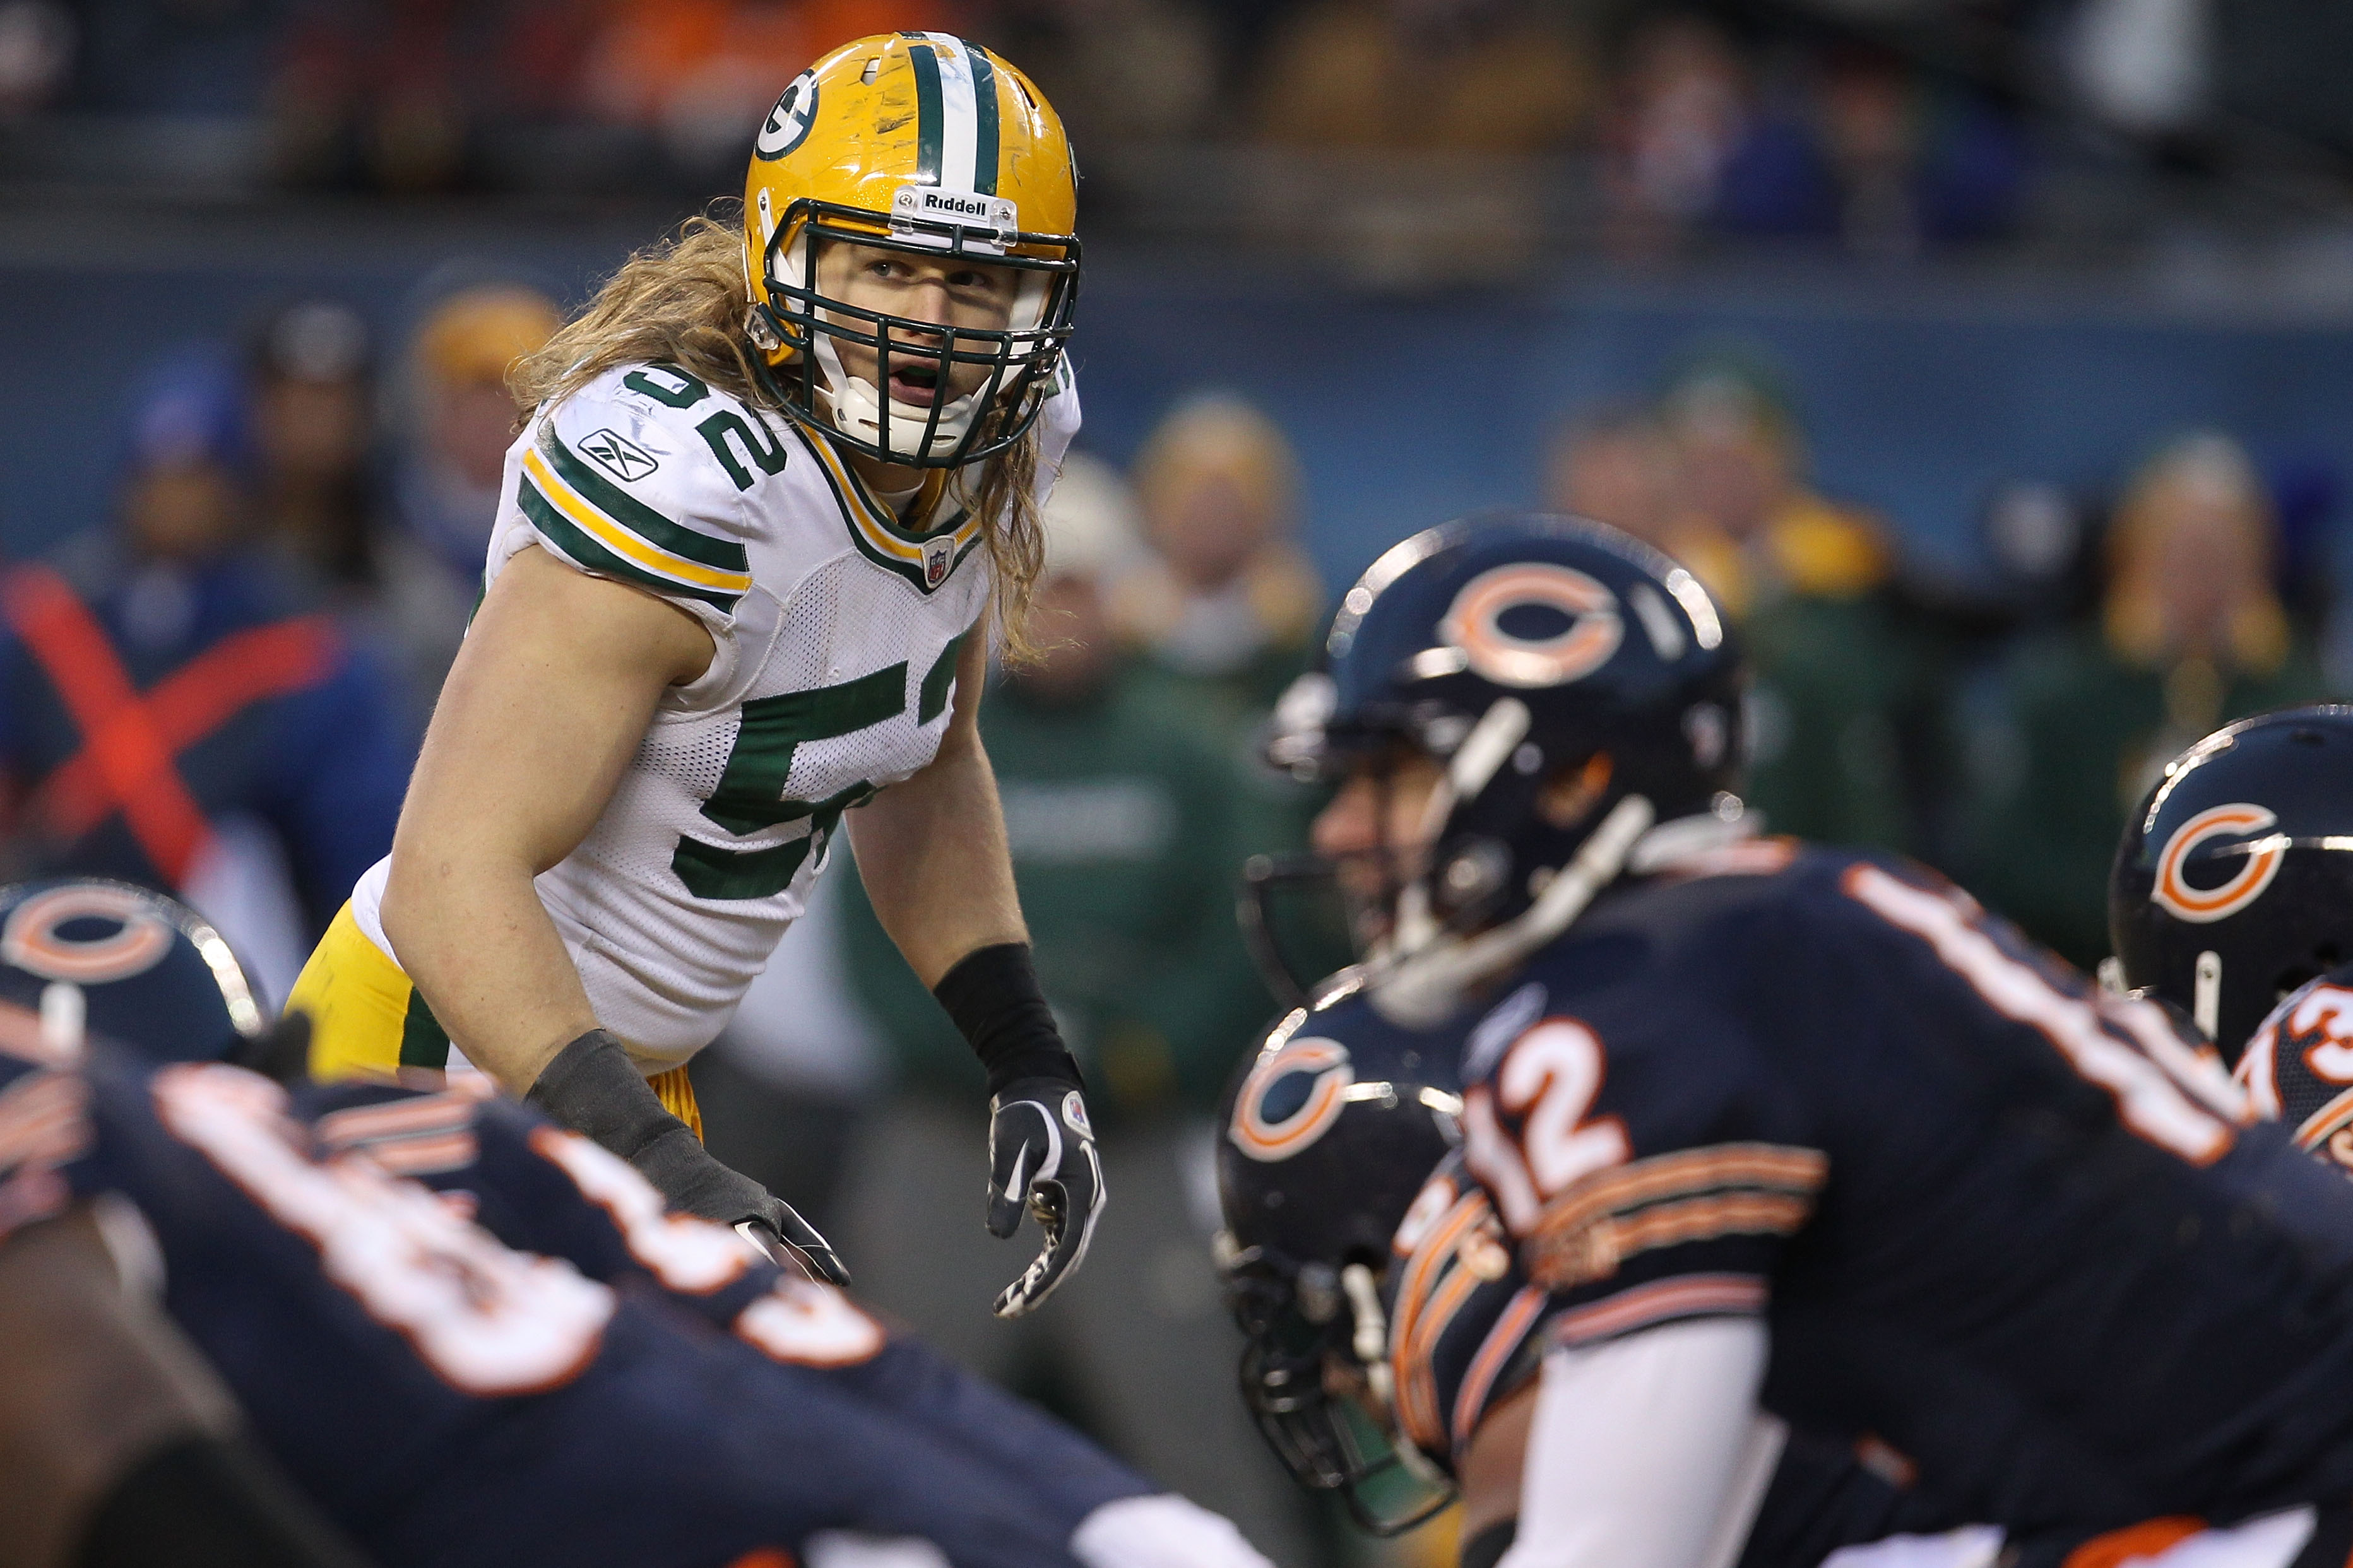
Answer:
[
  {"left": 1962, "top": 625, "right": 2330, "bottom": 970},
  {"left": 840, "top": 661, "right": 1279, "bottom": 1121}
]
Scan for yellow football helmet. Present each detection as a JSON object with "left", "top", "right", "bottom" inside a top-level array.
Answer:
[{"left": 742, "top": 33, "right": 1080, "bottom": 470}]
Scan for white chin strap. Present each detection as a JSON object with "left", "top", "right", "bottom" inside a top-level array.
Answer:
[
  {"left": 1372, "top": 791, "right": 1656, "bottom": 1029},
  {"left": 812, "top": 334, "right": 984, "bottom": 463}
]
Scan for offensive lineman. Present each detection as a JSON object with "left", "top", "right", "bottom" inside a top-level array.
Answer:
[
  {"left": 1225, "top": 514, "right": 2353, "bottom": 1568},
  {"left": 286, "top": 34, "right": 1103, "bottom": 1312},
  {"left": 0, "top": 876, "right": 1269, "bottom": 1568}
]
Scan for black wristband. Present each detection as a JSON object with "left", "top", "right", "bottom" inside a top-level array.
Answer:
[
  {"left": 932, "top": 943, "right": 1082, "bottom": 1096},
  {"left": 526, "top": 1029, "right": 685, "bottom": 1162},
  {"left": 80, "top": 1434, "right": 367, "bottom": 1568}
]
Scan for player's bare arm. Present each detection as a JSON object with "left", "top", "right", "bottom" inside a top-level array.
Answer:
[
  {"left": 381, "top": 543, "right": 711, "bottom": 1092},
  {"left": 379, "top": 547, "right": 843, "bottom": 1279},
  {"left": 850, "top": 628, "right": 1106, "bottom": 1316}
]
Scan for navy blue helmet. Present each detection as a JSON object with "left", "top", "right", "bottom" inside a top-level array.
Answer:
[
  {"left": 2111, "top": 707, "right": 2353, "bottom": 1065},
  {"left": 0, "top": 878, "right": 271, "bottom": 1064},
  {"left": 1214, "top": 995, "right": 1463, "bottom": 1533},
  {"left": 1254, "top": 514, "right": 1745, "bottom": 1015}
]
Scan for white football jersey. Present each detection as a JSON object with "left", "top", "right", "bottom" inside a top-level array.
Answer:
[{"left": 350, "top": 359, "right": 1079, "bottom": 1064}]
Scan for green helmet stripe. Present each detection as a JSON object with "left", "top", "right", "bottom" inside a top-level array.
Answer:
[
  {"left": 967, "top": 44, "right": 1000, "bottom": 196},
  {"left": 903, "top": 33, "right": 944, "bottom": 185}
]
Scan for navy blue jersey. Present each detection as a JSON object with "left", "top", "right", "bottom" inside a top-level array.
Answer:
[
  {"left": 1384, "top": 1149, "right": 1970, "bottom": 1568},
  {"left": 1314, "top": 841, "right": 2353, "bottom": 1536},
  {"left": 0, "top": 1035, "right": 1149, "bottom": 1568},
  {"left": 297, "top": 1076, "right": 1154, "bottom": 1535}
]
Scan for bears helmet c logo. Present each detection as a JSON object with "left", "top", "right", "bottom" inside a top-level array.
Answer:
[
  {"left": 1, "top": 885, "right": 174, "bottom": 984},
  {"left": 2154, "top": 803, "right": 2287, "bottom": 924},
  {"left": 1230, "top": 1037, "right": 1354, "bottom": 1162},
  {"left": 1439, "top": 564, "right": 1623, "bottom": 690}
]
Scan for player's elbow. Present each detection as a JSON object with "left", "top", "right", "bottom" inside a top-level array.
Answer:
[{"left": 379, "top": 828, "right": 516, "bottom": 972}]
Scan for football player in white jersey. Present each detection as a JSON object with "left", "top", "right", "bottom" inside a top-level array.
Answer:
[{"left": 287, "top": 33, "right": 1105, "bottom": 1317}]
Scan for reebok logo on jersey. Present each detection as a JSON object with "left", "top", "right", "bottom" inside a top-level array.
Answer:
[{"left": 578, "top": 428, "right": 660, "bottom": 483}]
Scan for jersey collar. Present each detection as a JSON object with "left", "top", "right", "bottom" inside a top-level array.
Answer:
[{"left": 794, "top": 421, "right": 985, "bottom": 594}]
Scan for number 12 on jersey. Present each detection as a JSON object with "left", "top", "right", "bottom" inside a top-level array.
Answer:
[{"left": 1462, "top": 1018, "right": 1630, "bottom": 1235}]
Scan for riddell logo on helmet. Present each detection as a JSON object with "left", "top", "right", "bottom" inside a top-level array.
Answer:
[
  {"left": 892, "top": 186, "right": 1019, "bottom": 236},
  {"left": 2154, "top": 803, "right": 2289, "bottom": 924}
]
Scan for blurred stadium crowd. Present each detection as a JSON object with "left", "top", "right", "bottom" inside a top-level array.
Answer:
[{"left": 6, "top": 0, "right": 2353, "bottom": 259}]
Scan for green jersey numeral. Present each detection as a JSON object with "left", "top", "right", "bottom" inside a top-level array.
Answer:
[
  {"left": 672, "top": 664, "right": 904, "bottom": 900},
  {"left": 698, "top": 410, "right": 789, "bottom": 491},
  {"left": 669, "top": 631, "right": 971, "bottom": 902},
  {"left": 622, "top": 366, "right": 709, "bottom": 409}
]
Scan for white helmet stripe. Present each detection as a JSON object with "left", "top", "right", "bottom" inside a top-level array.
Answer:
[{"left": 922, "top": 32, "right": 982, "bottom": 192}]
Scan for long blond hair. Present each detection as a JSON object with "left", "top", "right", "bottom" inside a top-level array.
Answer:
[{"left": 511, "top": 211, "right": 1048, "bottom": 660}]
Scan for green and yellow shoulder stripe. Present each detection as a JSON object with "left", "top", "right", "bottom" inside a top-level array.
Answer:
[{"left": 518, "top": 425, "right": 754, "bottom": 613}]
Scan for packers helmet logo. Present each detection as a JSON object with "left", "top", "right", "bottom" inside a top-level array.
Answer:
[
  {"left": 2154, "top": 803, "right": 2287, "bottom": 924},
  {"left": 1231, "top": 1037, "right": 1354, "bottom": 1162},
  {"left": 1, "top": 885, "right": 173, "bottom": 984},
  {"left": 1440, "top": 565, "right": 1623, "bottom": 690},
  {"left": 754, "top": 71, "right": 820, "bottom": 161}
]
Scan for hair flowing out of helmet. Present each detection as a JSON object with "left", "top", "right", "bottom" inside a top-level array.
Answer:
[
  {"left": 1248, "top": 514, "right": 1748, "bottom": 1024},
  {"left": 740, "top": 34, "right": 1080, "bottom": 471}
]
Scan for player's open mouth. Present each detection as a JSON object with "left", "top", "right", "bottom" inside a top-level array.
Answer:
[{"left": 889, "top": 365, "right": 942, "bottom": 408}]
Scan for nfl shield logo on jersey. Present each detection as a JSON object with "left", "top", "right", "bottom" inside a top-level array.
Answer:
[{"left": 923, "top": 534, "right": 954, "bottom": 589}]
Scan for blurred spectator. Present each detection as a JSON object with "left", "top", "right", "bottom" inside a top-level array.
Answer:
[
  {"left": 1981, "top": 478, "right": 2098, "bottom": 626},
  {"left": 985, "top": 0, "right": 1217, "bottom": 148},
  {"left": 2068, "top": 0, "right": 2209, "bottom": 136},
  {"left": 0, "top": 348, "right": 413, "bottom": 999},
  {"left": 248, "top": 298, "right": 376, "bottom": 592},
  {"left": 271, "top": 0, "right": 603, "bottom": 192},
  {"left": 1254, "top": 0, "right": 1591, "bottom": 153},
  {"left": 1964, "top": 431, "right": 2332, "bottom": 969},
  {"left": 74, "top": 0, "right": 278, "bottom": 116},
  {"left": 577, "top": 0, "right": 974, "bottom": 178},
  {"left": 1601, "top": 16, "right": 2022, "bottom": 256},
  {"left": 1601, "top": 11, "right": 1750, "bottom": 254},
  {"left": 835, "top": 454, "right": 1310, "bottom": 1565},
  {"left": 1647, "top": 361, "right": 1931, "bottom": 852},
  {"left": 1116, "top": 394, "right": 1320, "bottom": 721},
  {"left": 0, "top": 0, "right": 73, "bottom": 118},
  {"left": 1546, "top": 399, "right": 1695, "bottom": 550},
  {"left": 1716, "top": 45, "right": 2024, "bottom": 252},
  {"left": 388, "top": 282, "right": 559, "bottom": 705}
]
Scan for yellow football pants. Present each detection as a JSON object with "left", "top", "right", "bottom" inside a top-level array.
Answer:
[{"left": 286, "top": 902, "right": 702, "bottom": 1139}]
